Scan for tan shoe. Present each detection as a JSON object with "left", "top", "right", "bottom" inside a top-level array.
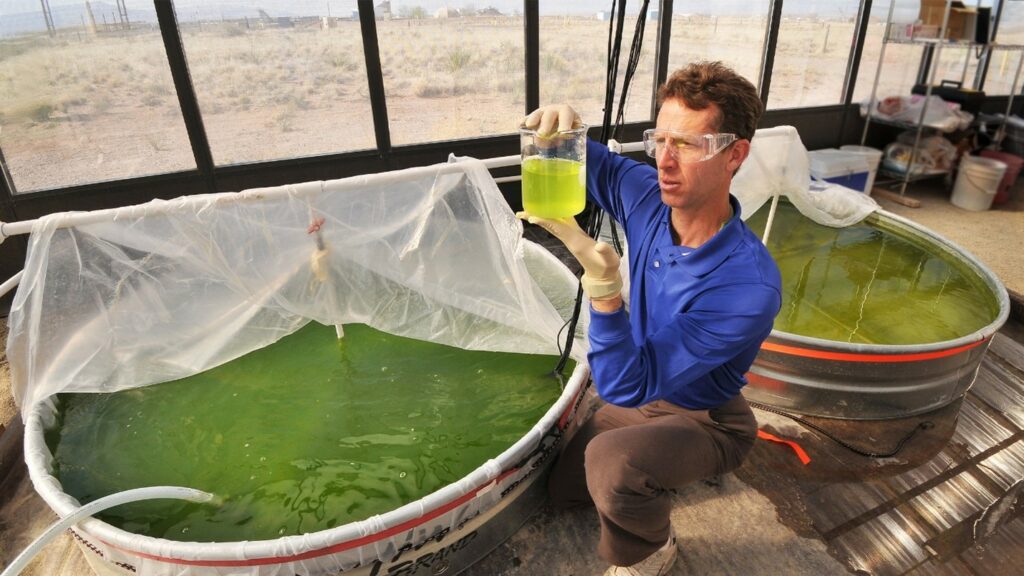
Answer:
[{"left": 603, "top": 536, "right": 677, "bottom": 576}]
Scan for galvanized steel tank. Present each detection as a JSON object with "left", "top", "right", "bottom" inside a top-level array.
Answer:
[
  {"left": 743, "top": 208, "right": 1010, "bottom": 420},
  {"left": 23, "top": 240, "right": 592, "bottom": 576}
]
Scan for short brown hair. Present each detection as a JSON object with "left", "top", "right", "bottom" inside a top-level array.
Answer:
[{"left": 657, "top": 61, "right": 763, "bottom": 141}]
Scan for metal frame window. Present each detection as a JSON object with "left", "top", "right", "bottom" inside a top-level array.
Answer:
[{"left": 1, "top": 0, "right": 1017, "bottom": 210}]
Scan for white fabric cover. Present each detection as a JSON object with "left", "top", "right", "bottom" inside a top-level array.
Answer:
[{"left": 8, "top": 156, "right": 581, "bottom": 417}]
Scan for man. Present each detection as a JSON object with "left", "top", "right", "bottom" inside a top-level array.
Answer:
[{"left": 517, "top": 61, "right": 782, "bottom": 576}]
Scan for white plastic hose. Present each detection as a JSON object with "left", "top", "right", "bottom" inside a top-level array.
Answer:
[
  {"left": 761, "top": 192, "right": 782, "bottom": 246},
  {"left": 1, "top": 486, "right": 216, "bottom": 576}
]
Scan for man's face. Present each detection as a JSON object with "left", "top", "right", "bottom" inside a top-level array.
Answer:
[{"left": 654, "top": 98, "right": 741, "bottom": 211}]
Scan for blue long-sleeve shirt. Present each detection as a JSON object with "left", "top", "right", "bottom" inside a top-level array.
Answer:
[{"left": 585, "top": 139, "right": 782, "bottom": 409}]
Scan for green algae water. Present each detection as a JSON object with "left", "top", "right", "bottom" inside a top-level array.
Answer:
[
  {"left": 522, "top": 157, "right": 586, "bottom": 218},
  {"left": 746, "top": 201, "right": 999, "bottom": 345},
  {"left": 48, "top": 323, "right": 568, "bottom": 543}
]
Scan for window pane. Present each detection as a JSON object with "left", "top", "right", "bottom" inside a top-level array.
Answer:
[
  {"left": 666, "top": 4, "right": 769, "bottom": 105},
  {"left": 0, "top": 0, "right": 194, "bottom": 193},
  {"left": 934, "top": 46, "right": 980, "bottom": 91},
  {"left": 986, "top": 3, "right": 1024, "bottom": 95},
  {"left": 853, "top": 2, "right": 925, "bottom": 104},
  {"left": 983, "top": 48, "right": 1024, "bottom": 96},
  {"left": 768, "top": 1, "right": 862, "bottom": 109},
  {"left": 380, "top": 2, "right": 524, "bottom": 145},
  {"left": 540, "top": 2, "right": 657, "bottom": 128},
  {"left": 176, "top": 1, "right": 375, "bottom": 165}
]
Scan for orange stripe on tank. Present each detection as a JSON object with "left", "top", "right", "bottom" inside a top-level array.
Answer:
[{"left": 759, "top": 338, "right": 988, "bottom": 363}]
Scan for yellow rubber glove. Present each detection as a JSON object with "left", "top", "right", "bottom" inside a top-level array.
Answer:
[
  {"left": 522, "top": 104, "right": 582, "bottom": 136},
  {"left": 516, "top": 212, "right": 622, "bottom": 301}
]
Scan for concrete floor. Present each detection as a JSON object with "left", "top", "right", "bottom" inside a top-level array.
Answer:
[
  {"left": 0, "top": 175, "right": 1022, "bottom": 575},
  {"left": 871, "top": 174, "right": 1024, "bottom": 302}
]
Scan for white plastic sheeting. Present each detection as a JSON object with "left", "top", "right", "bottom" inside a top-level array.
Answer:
[
  {"left": 732, "top": 125, "right": 879, "bottom": 229},
  {"left": 7, "top": 155, "right": 583, "bottom": 418},
  {"left": 860, "top": 94, "right": 973, "bottom": 133}
]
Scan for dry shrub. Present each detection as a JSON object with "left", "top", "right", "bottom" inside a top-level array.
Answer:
[
  {"left": 444, "top": 47, "right": 473, "bottom": 74},
  {"left": 414, "top": 81, "right": 446, "bottom": 98},
  {"left": 28, "top": 102, "right": 55, "bottom": 123}
]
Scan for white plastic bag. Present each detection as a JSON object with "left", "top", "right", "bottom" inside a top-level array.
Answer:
[
  {"left": 732, "top": 126, "right": 878, "bottom": 229},
  {"left": 860, "top": 94, "right": 973, "bottom": 133}
]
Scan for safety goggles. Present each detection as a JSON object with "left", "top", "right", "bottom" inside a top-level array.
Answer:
[{"left": 642, "top": 129, "right": 738, "bottom": 163}]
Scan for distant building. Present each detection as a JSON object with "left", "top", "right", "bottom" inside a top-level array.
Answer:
[
  {"left": 375, "top": 1, "right": 392, "bottom": 19},
  {"left": 596, "top": 9, "right": 658, "bottom": 22},
  {"left": 435, "top": 7, "right": 461, "bottom": 18},
  {"left": 257, "top": 9, "right": 294, "bottom": 28},
  {"left": 477, "top": 7, "right": 503, "bottom": 17}
]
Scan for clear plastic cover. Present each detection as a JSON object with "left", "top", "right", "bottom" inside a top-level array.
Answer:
[
  {"left": 8, "top": 156, "right": 583, "bottom": 417},
  {"left": 732, "top": 125, "right": 879, "bottom": 229}
]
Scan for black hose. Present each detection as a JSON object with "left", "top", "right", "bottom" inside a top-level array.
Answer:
[{"left": 553, "top": 1, "right": 648, "bottom": 375}]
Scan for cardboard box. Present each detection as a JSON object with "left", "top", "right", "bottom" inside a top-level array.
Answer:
[{"left": 919, "top": 0, "right": 978, "bottom": 41}]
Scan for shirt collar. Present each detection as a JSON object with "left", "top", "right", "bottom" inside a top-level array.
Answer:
[{"left": 660, "top": 195, "right": 745, "bottom": 278}]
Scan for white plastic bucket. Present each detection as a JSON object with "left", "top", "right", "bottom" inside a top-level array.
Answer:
[
  {"left": 839, "top": 145, "right": 884, "bottom": 196},
  {"left": 952, "top": 155, "right": 1007, "bottom": 211}
]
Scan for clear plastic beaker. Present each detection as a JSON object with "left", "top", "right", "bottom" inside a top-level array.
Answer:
[{"left": 519, "top": 126, "right": 587, "bottom": 218}]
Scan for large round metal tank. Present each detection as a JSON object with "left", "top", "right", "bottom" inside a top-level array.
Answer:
[
  {"left": 24, "top": 240, "right": 591, "bottom": 576},
  {"left": 744, "top": 204, "right": 1009, "bottom": 420}
]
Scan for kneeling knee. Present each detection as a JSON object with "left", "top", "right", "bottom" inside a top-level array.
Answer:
[{"left": 584, "top": 439, "right": 653, "bottom": 505}]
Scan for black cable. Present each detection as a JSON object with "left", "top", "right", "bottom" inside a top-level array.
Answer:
[
  {"left": 599, "top": 0, "right": 629, "bottom": 145},
  {"left": 553, "top": 0, "right": 649, "bottom": 375},
  {"left": 749, "top": 400, "right": 935, "bottom": 459},
  {"left": 605, "top": 0, "right": 650, "bottom": 257},
  {"left": 612, "top": 0, "right": 651, "bottom": 143},
  {"left": 554, "top": 317, "right": 571, "bottom": 358}
]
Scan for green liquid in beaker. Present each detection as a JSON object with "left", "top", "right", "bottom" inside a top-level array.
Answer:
[
  {"left": 522, "top": 157, "right": 585, "bottom": 218},
  {"left": 746, "top": 200, "right": 1000, "bottom": 345},
  {"left": 48, "top": 323, "right": 568, "bottom": 542}
]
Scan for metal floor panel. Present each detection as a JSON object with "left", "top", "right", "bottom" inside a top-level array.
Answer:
[
  {"left": 976, "top": 439, "right": 1024, "bottom": 489},
  {"left": 882, "top": 450, "right": 958, "bottom": 494},
  {"left": 953, "top": 517, "right": 1024, "bottom": 576},
  {"left": 905, "top": 470, "right": 999, "bottom": 534},
  {"left": 988, "top": 332, "right": 1024, "bottom": 374},
  {"left": 803, "top": 480, "right": 899, "bottom": 535},
  {"left": 829, "top": 508, "right": 934, "bottom": 576},
  {"left": 901, "top": 556, "right": 977, "bottom": 576},
  {"left": 946, "top": 394, "right": 1017, "bottom": 457},
  {"left": 973, "top": 356, "right": 1024, "bottom": 429}
]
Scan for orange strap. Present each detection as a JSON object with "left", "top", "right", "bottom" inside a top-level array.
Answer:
[{"left": 757, "top": 429, "right": 811, "bottom": 465}]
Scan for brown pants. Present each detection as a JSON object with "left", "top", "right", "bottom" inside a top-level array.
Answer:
[{"left": 547, "top": 393, "right": 758, "bottom": 567}]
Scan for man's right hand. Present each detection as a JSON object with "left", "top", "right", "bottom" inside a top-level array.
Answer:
[{"left": 522, "top": 104, "right": 582, "bottom": 137}]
